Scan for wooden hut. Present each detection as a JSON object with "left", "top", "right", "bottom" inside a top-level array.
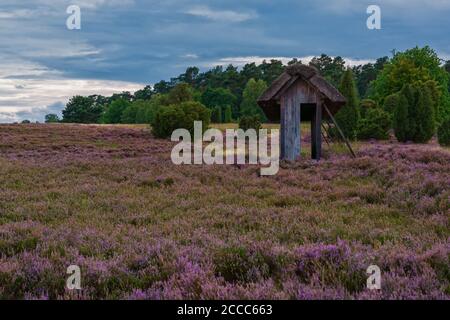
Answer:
[{"left": 258, "top": 64, "right": 347, "bottom": 161}]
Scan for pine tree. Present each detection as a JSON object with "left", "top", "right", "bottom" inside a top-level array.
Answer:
[{"left": 335, "top": 68, "right": 360, "bottom": 139}]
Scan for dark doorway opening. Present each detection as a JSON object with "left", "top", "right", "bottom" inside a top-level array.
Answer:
[{"left": 300, "top": 103, "right": 316, "bottom": 122}]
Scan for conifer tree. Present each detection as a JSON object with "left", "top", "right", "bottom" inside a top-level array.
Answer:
[
  {"left": 393, "top": 91, "right": 410, "bottom": 142},
  {"left": 335, "top": 68, "right": 360, "bottom": 139}
]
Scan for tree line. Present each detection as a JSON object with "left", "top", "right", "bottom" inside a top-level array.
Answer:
[{"left": 46, "top": 46, "right": 450, "bottom": 145}]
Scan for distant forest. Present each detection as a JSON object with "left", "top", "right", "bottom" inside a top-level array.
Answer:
[
  {"left": 45, "top": 46, "right": 450, "bottom": 146},
  {"left": 53, "top": 54, "right": 390, "bottom": 124}
]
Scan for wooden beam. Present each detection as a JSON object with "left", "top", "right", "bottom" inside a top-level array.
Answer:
[
  {"left": 323, "top": 104, "right": 356, "bottom": 158},
  {"left": 311, "top": 103, "right": 322, "bottom": 160}
]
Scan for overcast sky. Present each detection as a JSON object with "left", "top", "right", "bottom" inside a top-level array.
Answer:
[{"left": 1, "top": 0, "right": 449, "bottom": 122}]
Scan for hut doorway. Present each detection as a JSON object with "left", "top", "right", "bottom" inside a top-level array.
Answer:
[{"left": 300, "top": 103, "right": 321, "bottom": 160}]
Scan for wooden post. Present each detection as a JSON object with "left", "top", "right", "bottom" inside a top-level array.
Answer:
[
  {"left": 280, "top": 95, "right": 301, "bottom": 161},
  {"left": 311, "top": 102, "right": 322, "bottom": 160}
]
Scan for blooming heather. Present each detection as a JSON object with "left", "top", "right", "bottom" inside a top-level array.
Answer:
[{"left": 0, "top": 124, "right": 448, "bottom": 299}]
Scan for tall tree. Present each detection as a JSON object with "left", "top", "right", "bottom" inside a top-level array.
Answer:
[
  {"left": 201, "top": 87, "right": 237, "bottom": 110},
  {"left": 134, "top": 85, "right": 153, "bottom": 100},
  {"left": 62, "top": 96, "right": 104, "bottom": 123},
  {"left": 240, "top": 79, "right": 268, "bottom": 121},
  {"left": 371, "top": 46, "right": 450, "bottom": 123},
  {"left": 309, "top": 54, "right": 345, "bottom": 87},
  {"left": 45, "top": 114, "right": 60, "bottom": 123},
  {"left": 393, "top": 91, "right": 410, "bottom": 142},
  {"left": 335, "top": 68, "right": 360, "bottom": 139},
  {"left": 102, "top": 99, "right": 131, "bottom": 124}
]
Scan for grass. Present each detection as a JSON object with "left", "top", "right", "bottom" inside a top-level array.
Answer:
[{"left": 0, "top": 123, "right": 448, "bottom": 300}]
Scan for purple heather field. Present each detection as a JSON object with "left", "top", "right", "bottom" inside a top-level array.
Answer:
[{"left": 0, "top": 124, "right": 449, "bottom": 300}]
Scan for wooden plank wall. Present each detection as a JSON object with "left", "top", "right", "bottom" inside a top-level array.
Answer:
[{"left": 279, "top": 79, "right": 321, "bottom": 161}]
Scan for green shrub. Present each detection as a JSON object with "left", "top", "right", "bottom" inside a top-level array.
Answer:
[
  {"left": 394, "top": 84, "right": 437, "bottom": 143},
  {"left": 238, "top": 115, "right": 261, "bottom": 132},
  {"left": 357, "top": 108, "right": 392, "bottom": 140},
  {"left": 151, "top": 101, "right": 210, "bottom": 138},
  {"left": 394, "top": 88, "right": 411, "bottom": 142},
  {"left": 414, "top": 86, "right": 436, "bottom": 143},
  {"left": 359, "top": 99, "right": 377, "bottom": 118},
  {"left": 437, "top": 118, "right": 450, "bottom": 146},
  {"left": 383, "top": 93, "right": 400, "bottom": 114}
]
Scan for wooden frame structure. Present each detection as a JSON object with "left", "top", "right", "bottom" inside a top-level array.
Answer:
[{"left": 258, "top": 64, "right": 348, "bottom": 161}]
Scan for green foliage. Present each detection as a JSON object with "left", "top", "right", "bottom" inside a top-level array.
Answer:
[
  {"left": 134, "top": 98, "right": 161, "bottom": 124},
  {"left": 437, "top": 118, "right": 450, "bottom": 146},
  {"left": 393, "top": 90, "right": 410, "bottom": 142},
  {"left": 62, "top": 95, "right": 104, "bottom": 123},
  {"left": 371, "top": 46, "right": 450, "bottom": 123},
  {"left": 44, "top": 114, "right": 60, "bottom": 123},
  {"left": 357, "top": 108, "right": 391, "bottom": 140},
  {"left": 21, "top": 120, "right": 31, "bottom": 124},
  {"left": 353, "top": 57, "right": 388, "bottom": 98},
  {"left": 133, "top": 85, "right": 153, "bottom": 100},
  {"left": 120, "top": 103, "right": 139, "bottom": 124},
  {"left": 201, "top": 87, "right": 236, "bottom": 110},
  {"left": 151, "top": 101, "right": 210, "bottom": 139},
  {"left": 394, "top": 84, "right": 436, "bottom": 143},
  {"left": 309, "top": 54, "right": 345, "bottom": 87},
  {"left": 415, "top": 86, "right": 436, "bottom": 143},
  {"left": 224, "top": 105, "right": 233, "bottom": 123},
  {"left": 335, "top": 69, "right": 360, "bottom": 140},
  {"left": 240, "top": 79, "right": 268, "bottom": 122},
  {"left": 165, "top": 83, "right": 193, "bottom": 105},
  {"left": 211, "top": 106, "right": 223, "bottom": 123},
  {"left": 102, "top": 99, "right": 131, "bottom": 124},
  {"left": 239, "top": 115, "right": 261, "bottom": 132},
  {"left": 383, "top": 93, "right": 401, "bottom": 114},
  {"left": 359, "top": 99, "right": 377, "bottom": 118}
]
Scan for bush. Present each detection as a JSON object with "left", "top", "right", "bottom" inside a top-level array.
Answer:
[
  {"left": 45, "top": 114, "right": 60, "bottom": 123},
  {"left": 357, "top": 108, "right": 392, "bottom": 140},
  {"left": 414, "top": 86, "right": 436, "bottom": 143},
  {"left": 151, "top": 101, "right": 210, "bottom": 138},
  {"left": 359, "top": 99, "right": 377, "bottom": 118},
  {"left": 238, "top": 115, "right": 261, "bottom": 132},
  {"left": 394, "top": 84, "right": 437, "bottom": 143},
  {"left": 383, "top": 93, "right": 400, "bottom": 114},
  {"left": 437, "top": 119, "right": 450, "bottom": 146}
]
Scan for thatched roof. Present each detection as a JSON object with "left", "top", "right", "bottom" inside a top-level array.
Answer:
[{"left": 257, "top": 64, "right": 346, "bottom": 121}]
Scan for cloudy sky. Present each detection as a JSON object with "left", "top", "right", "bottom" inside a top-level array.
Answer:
[{"left": 0, "top": 0, "right": 449, "bottom": 122}]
